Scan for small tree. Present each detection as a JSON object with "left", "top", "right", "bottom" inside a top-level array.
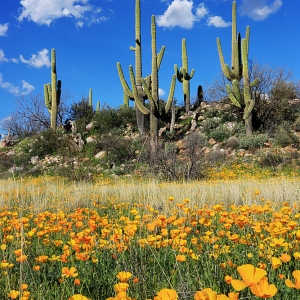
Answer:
[{"left": 0, "top": 94, "right": 69, "bottom": 138}]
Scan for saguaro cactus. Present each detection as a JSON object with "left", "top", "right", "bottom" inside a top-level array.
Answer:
[
  {"left": 196, "top": 85, "right": 203, "bottom": 107},
  {"left": 117, "top": 0, "right": 146, "bottom": 134},
  {"left": 89, "top": 88, "right": 92, "bottom": 107},
  {"left": 129, "top": 15, "right": 176, "bottom": 153},
  {"left": 217, "top": 0, "right": 258, "bottom": 134},
  {"left": 175, "top": 38, "right": 195, "bottom": 113},
  {"left": 96, "top": 101, "right": 100, "bottom": 112},
  {"left": 44, "top": 48, "right": 61, "bottom": 130}
]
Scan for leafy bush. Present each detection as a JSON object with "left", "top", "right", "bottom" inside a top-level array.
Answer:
[
  {"left": 208, "top": 125, "right": 231, "bottom": 142},
  {"left": 202, "top": 118, "right": 219, "bottom": 135},
  {"left": 92, "top": 105, "right": 137, "bottom": 135},
  {"left": 238, "top": 134, "right": 268, "bottom": 150},
  {"left": 68, "top": 98, "right": 94, "bottom": 132},
  {"left": 272, "top": 122, "right": 300, "bottom": 148}
]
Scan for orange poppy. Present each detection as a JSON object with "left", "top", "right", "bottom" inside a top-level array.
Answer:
[
  {"left": 250, "top": 276, "right": 277, "bottom": 298},
  {"left": 61, "top": 267, "right": 78, "bottom": 278},
  {"left": 285, "top": 270, "right": 300, "bottom": 289},
  {"left": 231, "top": 264, "right": 267, "bottom": 291},
  {"left": 154, "top": 289, "right": 178, "bottom": 300},
  {"left": 116, "top": 271, "right": 132, "bottom": 283}
]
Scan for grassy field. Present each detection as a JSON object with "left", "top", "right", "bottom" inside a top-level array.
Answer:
[{"left": 1, "top": 175, "right": 300, "bottom": 299}]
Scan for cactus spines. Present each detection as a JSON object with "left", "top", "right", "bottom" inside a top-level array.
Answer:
[
  {"left": 44, "top": 48, "right": 61, "bottom": 130},
  {"left": 216, "top": 0, "right": 258, "bottom": 134},
  {"left": 175, "top": 38, "right": 195, "bottom": 113}
]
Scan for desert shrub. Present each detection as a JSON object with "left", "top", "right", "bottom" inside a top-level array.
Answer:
[
  {"left": 94, "top": 134, "right": 138, "bottom": 165},
  {"left": 92, "top": 105, "right": 137, "bottom": 135},
  {"left": 259, "top": 151, "right": 283, "bottom": 167},
  {"left": 202, "top": 118, "right": 219, "bottom": 135},
  {"left": 204, "top": 107, "right": 220, "bottom": 118},
  {"left": 231, "top": 122, "right": 246, "bottom": 136},
  {"left": 13, "top": 129, "right": 80, "bottom": 167},
  {"left": 272, "top": 122, "right": 300, "bottom": 148},
  {"left": 208, "top": 125, "right": 231, "bottom": 142},
  {"left": 225, "top": 136, "right": 239, "bottom": 149},
  {"left": 141, "top": 133, "right": 207, "bottom": 181},
  {"left": 68, "top": 98, "right": 94, "bottom": 133},
  {"left": 293, "top": 117, "right": 300, "bottom": 132},
  {"left": 238, "top": 134, "right": 268, "bottom": 149},
  {"left": 205, "top": 150, "right": 226, "bottom": 164}
]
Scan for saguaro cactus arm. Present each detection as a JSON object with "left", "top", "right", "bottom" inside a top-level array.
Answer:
[
  {"left": 217, "top": 38, "right": 235, "bottom": 81},
  {"left": 117, "top": 62, "right": 134, "bottom": 100},
  {"left": 129, "top": 65, "right": 150, "bottom": 115}
]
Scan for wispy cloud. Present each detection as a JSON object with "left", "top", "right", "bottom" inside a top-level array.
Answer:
[
  {"left": 207, "top": 16, "right": 231, "bottom": 28},
  {"left": 0, "top": 50, "right": 9, "bottom": 64},
  {"left": 240, "top": 0, "right": 282, "bottom": 21},
  {"left": 0, "top": 73, "right": 35, "bottom": 96},
  {"left": 18, "top": 0, "right": 106, "bottom": 27},
  {"left": 0, "top": 23, "right": 9, "bottom": 36},
  {"left": 19, "top": 49, "right": 51, "bottom": 68}
]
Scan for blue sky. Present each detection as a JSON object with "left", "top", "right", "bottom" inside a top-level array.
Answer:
[{"left": 0, "top": 0, "right": 299, "bottom": 130}]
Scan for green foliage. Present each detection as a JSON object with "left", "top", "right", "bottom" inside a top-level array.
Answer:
[
  {"left": 272, "top": 122, "right": 300, "bottom": 148},
  {"left": 68, "top": 98, "right": 94, "bottom": 132},
  {"left": 92, "top": 104, "right": 137, "bottom": 135},
  {"left": 207, "top": 125, "right": 231, "bottom": 142},
  {"left": 238, "top": 133, "right": 268, "bottom": 149},
  {"left": 202, "top": 118, "right": 220, "bottom": 135}
]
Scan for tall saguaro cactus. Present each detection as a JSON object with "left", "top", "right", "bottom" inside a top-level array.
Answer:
[
  {"left": 175, "top": 38, "right": 195, "bottom": 113},
  {"left": 117, "top": 0, "right": 146, "bottom": 134},
  {"left": 217, "top": 0, "right": 258, "bottom": 134},
  {"left": 129, "top": 15, "right": 176, "bottom": 153},
  {"left": 44, "top": 48, "right": 61, "bottom": 130}
]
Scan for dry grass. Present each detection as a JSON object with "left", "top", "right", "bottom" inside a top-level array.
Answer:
[{"left": 1, "top": 175, "right": 300, "bottom": 213}]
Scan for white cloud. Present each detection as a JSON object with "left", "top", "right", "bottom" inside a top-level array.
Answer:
[
  {"left": 0, "top": 23, "right": 9, "bottom": 36},
  {"left": 207, "top": 16, "right": 231, "bottom": 28},
  {"left": 0, "top": 50, "right": 9, "bottom": 64},
  {"left": 18, "top": 0, "right": 105, "bottom": 26},
  {"left": 0, "top": 74, "right": 35, "bottom": 96},
  {"left": 159, "top": 88, "right": 165, "bottom": 97},
  {"left": 156, "top": 0, "right": 197, "bottom": 29},
  {"left": 196, "top": 3, "right": 209, "bottom": 19},
  {"left": 19, "top": 49, "right": 51, "bottom": 68},
  {"left": 240, "top": 0, "right": 282, "bottom": 21}
]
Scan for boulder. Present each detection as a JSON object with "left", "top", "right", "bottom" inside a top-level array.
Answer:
[
  {"left": 30, "top": 156, "right": 39, "bottom": 165},
  {"left": 0, "top": 140, "right": 6, "bottom": 148},
  {"left": 86, "top": 136, "right": 96, "bottom": 143},
  {"left": 86, "top": 122, "right": 95, "bottom": 131},
  {"left": 95, "top": 151, "right": 107, "bottom": 159}
]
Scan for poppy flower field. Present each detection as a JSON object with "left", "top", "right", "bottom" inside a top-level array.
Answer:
[{"left": 1, "top": 175, "right": 300, "bottom": 299}]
